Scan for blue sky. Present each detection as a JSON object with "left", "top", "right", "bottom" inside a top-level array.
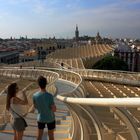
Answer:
[{"left": 0, "top": 0, "right": 140, "bottom": 38}]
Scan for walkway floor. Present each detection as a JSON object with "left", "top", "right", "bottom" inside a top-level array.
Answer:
[{"left": 0, "top": 80, "right": 75, "bottom": 140}]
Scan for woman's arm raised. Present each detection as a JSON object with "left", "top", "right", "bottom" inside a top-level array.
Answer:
[{"left": 12, "top": 91, "right": 28, "bottom": 105}]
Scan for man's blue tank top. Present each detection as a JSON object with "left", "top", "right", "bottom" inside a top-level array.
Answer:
[{"left": 33, "top": 91, "right": 55, "bottom": 123}]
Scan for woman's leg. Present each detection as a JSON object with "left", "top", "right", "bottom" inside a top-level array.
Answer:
[
  {"left": 37, "top": 129, "right": 44, "bottom": 140},
  {"left": 17, "top": 131, "right": 24, "bottom": 140},
  {"left": 13, "top": 130, "right": 17, "bottom": 140},
  {"left": 48, "top": 129, "right": 54, "bottom": 140}
]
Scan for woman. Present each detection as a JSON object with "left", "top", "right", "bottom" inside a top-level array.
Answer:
[{"left": 6, "top": 83, "right": 28, "bottom": 140}]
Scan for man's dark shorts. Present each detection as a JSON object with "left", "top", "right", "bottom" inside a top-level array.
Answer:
[{"left": 37, "top": 121, "right": 56, "bottom": 130}]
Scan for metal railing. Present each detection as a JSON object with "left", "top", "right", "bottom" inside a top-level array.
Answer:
[{"left": 73, "top": 69, "right": 140, "bottom": 86}]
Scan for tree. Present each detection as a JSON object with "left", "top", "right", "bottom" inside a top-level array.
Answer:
[{"left": 93, "top": 55, "right": 129, "bottom": 71}]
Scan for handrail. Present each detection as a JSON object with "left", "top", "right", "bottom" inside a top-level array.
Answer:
[
  {"left": 2, "top": 67, "right": 140, "bottom": 107},
  {"left": 73, "top": 69, "right": 140, "bottom": 86},
  {"left": 56, "top": 96, "right": 140, "bottom": 107},
  {"left": 0, "top": 68, "right": 59, "bottom": 87},
  {"left": 73, "top": 69, "right": 140, "bottom": 78},
  {"left": 8, "top": 60, "right": 62, "bottom": 69},
  {"left": 46, "top": 68, "right": 84, "bottom": 96}
]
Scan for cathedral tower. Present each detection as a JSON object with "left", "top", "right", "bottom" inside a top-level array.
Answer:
[{"left": 75, "top": 24, "right": 79, "bottom": 42}]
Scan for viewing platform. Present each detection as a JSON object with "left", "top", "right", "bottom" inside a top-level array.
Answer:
[
  {"left": 0, "top": 80, "right": 74, "bottom": 140},
  {"left": 0, "top": 64, "right": 140, "bottom": 140}
]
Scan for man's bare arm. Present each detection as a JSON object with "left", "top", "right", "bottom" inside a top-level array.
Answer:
[{"left": 51, "top": 104, "right": 56, "bottom": 112}]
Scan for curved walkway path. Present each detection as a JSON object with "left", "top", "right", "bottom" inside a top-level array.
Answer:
[{"left": 0, "top": 79, "right": 75, "bottom": 140}]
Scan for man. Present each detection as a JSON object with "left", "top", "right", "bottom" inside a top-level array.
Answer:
[{"left": 33, "top": 76, "right": 56, "bottom": 140}]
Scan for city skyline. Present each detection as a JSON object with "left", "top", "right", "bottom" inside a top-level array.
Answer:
[{"left": 0, "top": 0, "right": 140, "bottom": 39}]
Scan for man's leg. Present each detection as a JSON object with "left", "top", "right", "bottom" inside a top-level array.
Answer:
[
  {"left": 47, "top": 121, "right": 55, "bottom": 140},
  {"left": 37, "top": 122, "right": 45, "bottom": 140},
  {"left": 48, "top": 129, "right": 54, "bottom": 140},
  {"left": 37, "top": 129, "right": 44, "bottom": 140}
]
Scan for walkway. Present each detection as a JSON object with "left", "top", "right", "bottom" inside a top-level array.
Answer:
[{"left": 0, "top": 80, "right": 75, "bottom": 140}]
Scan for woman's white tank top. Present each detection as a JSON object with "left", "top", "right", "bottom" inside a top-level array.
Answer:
[{"left": 10, "top": 103, "right": 27, "bottom": 118}]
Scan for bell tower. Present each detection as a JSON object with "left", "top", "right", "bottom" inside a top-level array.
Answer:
[{"left": 75, "top": 24, "right": 79, "bottom": 42}]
